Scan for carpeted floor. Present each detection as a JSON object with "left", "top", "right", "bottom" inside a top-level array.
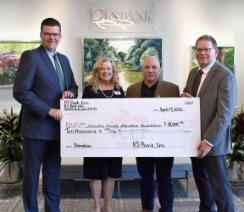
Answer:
[{"left": 0, "top": 179, "right": 244, "bottom": 212}]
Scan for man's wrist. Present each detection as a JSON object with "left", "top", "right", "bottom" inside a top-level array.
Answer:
[{"left": 203, "top": 139, "right": 214, "bottom": 147}]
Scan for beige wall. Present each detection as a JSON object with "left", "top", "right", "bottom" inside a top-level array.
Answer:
[{"left": 1, "top": 0, "right": 244, "bottom": 111}]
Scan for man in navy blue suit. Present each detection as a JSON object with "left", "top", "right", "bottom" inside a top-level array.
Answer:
[{"left": 13, "top": 18, "right": 78, "bottom": 212}]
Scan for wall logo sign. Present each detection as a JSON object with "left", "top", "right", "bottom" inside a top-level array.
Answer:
[
  {"left": 90, "top": 6, "right": 155, "bottom": 32},
  {"left": 91, "top": 8, "right": 153, "bottom": 29}
]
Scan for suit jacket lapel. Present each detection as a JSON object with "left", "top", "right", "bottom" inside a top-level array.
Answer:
[
  {"left": 133, "top": 82, "right": 142, "bottom": 97},
  {"left": 198, "top": 61, "right": 218, "bottom": 97},
  {"left": 154, "top": 81, "right": 166, "bottom": 97},
  {"left": 39, "top": 46, "right": 62, "bottom": 91}
]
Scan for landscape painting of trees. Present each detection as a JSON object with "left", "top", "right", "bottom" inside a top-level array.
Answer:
[
  {"left": 83, "top": 38, "right": 162, "bottom": 90},
  {"left": 0, "top": 42, "right": 40, "bottom": 87},
  {"left": 191, "top": 46, "right": 235, "bottom": 73}
]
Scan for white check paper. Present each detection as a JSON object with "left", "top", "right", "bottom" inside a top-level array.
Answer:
[{"left": 60, "top": 98, "right": 200, "bottom": 157}]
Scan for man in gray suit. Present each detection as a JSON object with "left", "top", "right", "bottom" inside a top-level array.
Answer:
[
  {"left": 127, "top": 56, "right": 179, "bottom": 212},
  {"left": 182, "top": 35, "right": 237, "bottom": 212}
]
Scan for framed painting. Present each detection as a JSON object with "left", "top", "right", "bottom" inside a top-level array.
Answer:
[
  {"left": 0, "top": 41, "right": 40, "bottom": 87},
  {"left": 82, "top": 38, "right": 162, "bottom": 91},
  {"left": 191, "top": 46, "right": 235, "bottom": 73}
]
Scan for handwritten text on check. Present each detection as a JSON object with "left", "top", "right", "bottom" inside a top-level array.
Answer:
[{"left": 60, "top": 98, "right": 200, "bottom": 157}]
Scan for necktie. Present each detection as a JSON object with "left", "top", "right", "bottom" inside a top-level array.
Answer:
[
  {"left": 191, "top": 70, "right": 203, "bottom": 97},
  {"left": 53, "top": 54, "right": 65, "bottom": 91}
]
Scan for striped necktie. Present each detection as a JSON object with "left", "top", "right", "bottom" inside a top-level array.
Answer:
[
  {"left": 191, "top": 70, "right": 203, "bottom": 97},
  {"left": 53, "top": 53, "right": 65, "bottom": 91}
]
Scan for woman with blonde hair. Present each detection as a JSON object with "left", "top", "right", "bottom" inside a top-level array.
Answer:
[{"left": 82, "top": 56, "right": 125, "bottom": 212}]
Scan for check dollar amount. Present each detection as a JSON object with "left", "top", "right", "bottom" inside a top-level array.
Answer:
[{"left": 60, "top": 98, "right": 200, "bottom": 157}]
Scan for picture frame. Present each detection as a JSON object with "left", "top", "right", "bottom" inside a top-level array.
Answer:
[
  {"left": 190, "top": 46, "right": 235, "bottom": 73},
  {"left": 82, "top": 38, "right": 162, "bottom": 91},
  {"left": 0, "top": 41, "right": 40, "bottom": 87}
]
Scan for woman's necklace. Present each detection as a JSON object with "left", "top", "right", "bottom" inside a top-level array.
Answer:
[{"left": 100, "top": 89, "right": 114, "bottom": 98}]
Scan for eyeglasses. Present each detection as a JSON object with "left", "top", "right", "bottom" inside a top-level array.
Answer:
[
  {"left": 195, "top": 48, "right": 215, "bottom": 53},
  {"left": 42, "top": 32, "right": 61, "bottom": 37}
]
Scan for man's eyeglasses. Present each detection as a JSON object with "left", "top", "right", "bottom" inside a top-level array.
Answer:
[
  {"left": 42, "top": 32, "right": 61, "bottom": 37},
  {"left": 195, "top": 48, "right": 215, "bottom": 53}
]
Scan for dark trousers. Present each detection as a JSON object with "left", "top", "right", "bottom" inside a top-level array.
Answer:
[
  {"left": 23, "top": 138, "right": 61, "bottom": 212},
  {"left": 136, "top": 157, "right": 174, "bottom": 212},
  {"left": 191, "top": 155, "right": 235, "bottom": 212}
]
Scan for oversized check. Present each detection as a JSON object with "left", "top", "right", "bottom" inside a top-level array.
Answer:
[{"left": 60, "top": 98, "right": 200, "bottom": 157}]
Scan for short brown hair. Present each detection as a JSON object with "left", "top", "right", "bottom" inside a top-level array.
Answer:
[
  {"left": 41, "top": 18, "right": 61, "bottom": 33},
  {"left": 195, "top": 35, "right": 217, "bottom": 49}
]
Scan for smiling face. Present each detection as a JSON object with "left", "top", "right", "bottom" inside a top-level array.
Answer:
[
  {"left": 142, "top": 56, "right": 160, "bottom": 86},
  {"left": 40, "top": 25, "right": 61, "bottom": 52},
  {"left": 98, "top": 61, "right": 114, "bottom": 83},
  {"left": 195, "top": 39, "right": 219, "bottom": 69}
]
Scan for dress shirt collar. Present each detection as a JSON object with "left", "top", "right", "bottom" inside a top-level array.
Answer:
[
  {"left": 45, "top": 50, "right": 58, "bottom": 67},
  {"left": 199, "top": 59, "right": 216, "bottom": 75},
  {"left": 45, "top": 49, "right": 57, "bottom": 57},
  {"left": 141, "top": 80, "right": 158, "bottom": 98}
]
